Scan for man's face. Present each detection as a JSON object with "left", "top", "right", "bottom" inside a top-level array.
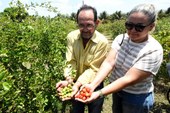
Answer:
[{"left": 77, "top": 9, "right": 96, "bottom": 39}]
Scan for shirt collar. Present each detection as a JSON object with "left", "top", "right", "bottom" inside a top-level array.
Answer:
[{"left": 78, "top": 30, "right": 99, "bottom": 44}]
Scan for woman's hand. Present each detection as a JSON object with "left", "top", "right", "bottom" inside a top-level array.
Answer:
[
  {"left": 75, "top": 84, "right": 98, "bottom": 103},
  {"left": 75, "top": 90, "right": 101, "bottom": 103}
]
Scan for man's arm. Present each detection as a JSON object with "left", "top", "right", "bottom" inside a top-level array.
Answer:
[{"left": 64, "top": 35, "right": 77, "bottom": 82}]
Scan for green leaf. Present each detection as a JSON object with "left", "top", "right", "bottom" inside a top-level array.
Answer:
[
  {"left": 3, "top": 82, "right": 11, "bottom": 91},
  {"left": 22, "top": 62, "right": 31, "bottom": 69},
  {"left": 0, "top": 72, "right": 5, "bottom": 81}
]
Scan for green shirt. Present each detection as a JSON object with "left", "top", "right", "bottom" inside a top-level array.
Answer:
[{"left": 64, "top": 29, "right": 108, "bottom": 84}]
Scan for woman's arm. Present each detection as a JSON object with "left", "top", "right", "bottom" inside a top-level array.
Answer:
[
  {"left": 90, "top": 48, "right": 117, "bottom": 89},
  {"left": 100, "top": 67, "right": 152, "bottom": 96}
]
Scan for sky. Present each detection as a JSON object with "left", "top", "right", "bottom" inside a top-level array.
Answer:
[{"left": 0, "top": 0, "right": 170, "bottom": 17}]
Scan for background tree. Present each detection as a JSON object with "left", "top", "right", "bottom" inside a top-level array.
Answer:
[
  {"left": 165, "top": 7, "right": 170, "bottom": 14},
  {"left": 3, "top": 0, "right": 28, "bottom": 22},
  {"left": 99, "top": 11, "right": 108, "bottom": 20},
  {"left": 70, "top": 12, "right": 76, "bottom": 21}
]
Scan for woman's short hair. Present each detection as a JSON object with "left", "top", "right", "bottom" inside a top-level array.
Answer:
[{"left": 129, "top": 4, "right": 157, "bottom": 24}]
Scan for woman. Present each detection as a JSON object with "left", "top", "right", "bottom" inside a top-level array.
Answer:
[{"left": 76, "top": 4, "right": 163, "bottom": 113}]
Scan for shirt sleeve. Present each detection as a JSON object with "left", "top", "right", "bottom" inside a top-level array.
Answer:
[
  {"left": 64, "top": 34, "right": 77, "bottom": 79},
  {"left": 133, "top": 49, "right": 163, "bottom": 75},
  {"left": 111, "top": 34, "right": 125, "bottom": 50},
  {"left": 77, "top": 39, "right": 108, "bottom": 84}
]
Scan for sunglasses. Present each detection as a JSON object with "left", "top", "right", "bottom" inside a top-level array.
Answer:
[{"left": 125, "top": 22, "right": 150, "bottom": 32}]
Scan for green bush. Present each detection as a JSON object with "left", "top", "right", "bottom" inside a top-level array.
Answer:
[
  {"left": 0, "top": 1, "right": 169, "bottom": 112},
  {"left": 0, "top": 4, "right": 76, "bottom": 112},
  {"left": 153, "top": 17, "right": 170, "bottom": 78}
]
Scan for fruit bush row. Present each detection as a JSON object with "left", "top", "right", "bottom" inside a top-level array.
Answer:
[
  {"left": 0, "top": 2, "right": 76, "bottom": 112},
  {"left": 0, "top": 1, "right": 169, "bottom": 112}
]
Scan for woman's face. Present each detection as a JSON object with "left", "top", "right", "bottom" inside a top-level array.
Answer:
[
  {"left": 126, "top": 12, "right": 155, "bottom": 43},
  {"left": 77, "top": 9, "right": 97, "bottom": 39}
]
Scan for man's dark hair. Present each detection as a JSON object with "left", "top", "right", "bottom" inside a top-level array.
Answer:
[{"left": 76, "top": 4, "right": 97, "bottom": 23}]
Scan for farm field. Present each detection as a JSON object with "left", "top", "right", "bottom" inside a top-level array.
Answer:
[{"left": 0, "top": 1, "right": 169, "bottom": 112}]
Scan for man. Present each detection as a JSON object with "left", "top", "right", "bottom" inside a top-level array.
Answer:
[{"left": 56, "top": 5, "right": 108, "bottom": 113}]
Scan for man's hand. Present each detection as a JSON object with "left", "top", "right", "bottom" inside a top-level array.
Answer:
[
  {"left": 56, "top": 80, "right": 69, "bottom": 92},
  {"left": 56, "top": 80, "right": 73, "bottom": 101},
  {"left": 71, "top": 81, "right": 82, "bottom": 97}
]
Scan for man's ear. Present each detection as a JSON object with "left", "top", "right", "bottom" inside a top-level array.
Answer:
[{"left": 95, "top": 19, "right": 100, "bottom": 26}]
